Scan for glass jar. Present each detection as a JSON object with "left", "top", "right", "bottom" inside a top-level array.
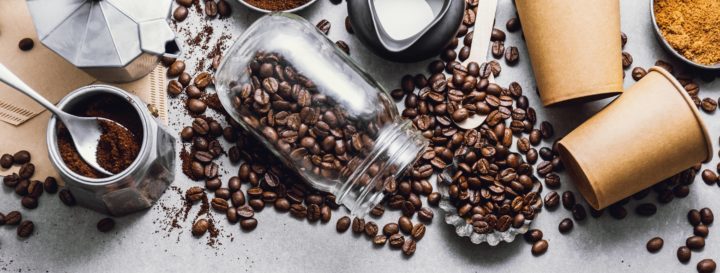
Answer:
[{"left": 216, "top": 13, "right": 428, "bottom": 217}]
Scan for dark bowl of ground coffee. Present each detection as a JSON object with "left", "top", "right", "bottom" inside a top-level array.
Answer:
[{"left": 47, "top": 85, "right": 176, "bottom": 216}]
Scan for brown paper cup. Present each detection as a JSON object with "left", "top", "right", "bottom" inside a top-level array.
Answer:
[
  {"left": 516, "top": 0, "right": 623, "bottom": 106},
  {"left": 558, "top": 67, "right": 712, "bottom": 210}
]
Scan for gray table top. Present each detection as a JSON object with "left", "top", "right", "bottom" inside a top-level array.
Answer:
[{"left": 2, "top": 0, "right": 719, "bottom": 272}]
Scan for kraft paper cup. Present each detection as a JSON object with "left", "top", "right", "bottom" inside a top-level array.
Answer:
[
  {"left": 558, "top": 67, "right": 712, "bottom": 210},
  {"left": 516, "top": 0, "right": 624, "bottom": 106}
]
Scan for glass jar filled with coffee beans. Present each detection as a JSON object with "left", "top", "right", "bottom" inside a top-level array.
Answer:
[{"left": 216, "top": 14, "right": 428, "bottom": 217}]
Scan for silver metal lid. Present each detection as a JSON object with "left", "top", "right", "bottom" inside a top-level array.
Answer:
[{"left": 27, "top": 0, "right": 175, "bottom": 68}]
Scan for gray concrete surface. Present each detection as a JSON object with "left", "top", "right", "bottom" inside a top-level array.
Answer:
[{"left": 1, "top": 0, "right": 719, "bottom": 272}]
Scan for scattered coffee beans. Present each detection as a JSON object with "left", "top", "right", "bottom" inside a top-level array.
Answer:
[
  {"left": 17, "top": 220, "right": 34, "bottom": 237},
  {"left": 558, "top": 218, "right": 573, "bottom": 234},
  {"left": 97, "top": 218, "right": 115, "bottom": 232},
  {"left": 697, "top": 259, "right": 716, "bottom": 273},
  {"left": 646, "top": 237, "right": 663, "bottom": 253},
  {"left": 677, "top": 246, "right": 691, "bottom": 263}
]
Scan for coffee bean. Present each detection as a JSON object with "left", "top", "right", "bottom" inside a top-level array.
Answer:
[
  {"left": 316, "top": 19, "right": 331, "bottom": 35},
  {"left": 561, "top": 191, "right": 575, "bottom": 210},
  {"left": 370, "top": 205, "right": 385, "bottom": 217},
  {"left": 694, "top": 225, "right": 709, "bottom": 237},
  {"left": 351, "top": 217, "right": 365, "bottom": 233},
  {"left": 217, "top": 0, "right": 231, "bottom": 17},
  {"left": 686, "top": 236, "right": 705, "bottom": 250},
  {"left": 12, "top": 150, "right": 30, "bottom": 164},
  {"left": 389, "top": 233, "right": 405, "bottom": 248},
  {"left": 27, "top": 180, "right": 43, "bottom": 198},
  {"left": 176, "top": 0, "right": 192, "bottom": 7},
  {"left": 187, "top": 99, "right": 207, "bottom": 114},
  {"left": 544, "top": 191, "right": 560, "bottom": 209},
  {"left": 194, "top": 72, "right": 213, "bottom": 90},
  {"left": 237, "top": 206, "right": 254, "bottom": 218},
  {"left": 399, "top": 216, "right": 413, "bottom": 234},
  {"left": 345, "top": 16, "right": 353, "bottom": 34},
  {"left": 192, "top": 219, "right": 209, "bottom": 236},
  {"left": 205, "top": 0, "right": 218, "bottom": 17},
  {"left": 17, "top": 220, "right": 34, "bottom": 237},
  {"left": 621, "top": 52, "right": 633, "bottom": 68},
  {"left": 635, "top": 203, "right": 657, "bottom": 216},
  {"left": 59, "top": 189, "right": 76, "bottom": 206},
  {"left": 427, "top": 192, "right": 441, "bottom": 206},
  {"left": 646, "top": 237, "right": 663, "bottom": 253},
  {"left": 97, "top": 218, "right": 115, "bottom": 232},
  {"left": 168, "top": 60, "right": 185, "bottom": 77},
  {"left": 572, "top": 204, "right": 587, "bottom": 221},
  {"left": 540, "top": 121, "right": 554, "bottom": 139},
  {"left": 558, "top": 218, "right": 573, "bottom": 233},
  {"left": 631, "top": 67, "right": 647, "bottom": 81},
  {"left": 700, "top": 208, "right": 714, "bottom": 225},
  {"left": 491, "top": 28, "right": 506, "bottom": 41},
  {"left": 5, "top": 211, "right": 21, "bottom": 225},
  {"left": 697, "top": 259, "right": 716, "bottom": 273},
  {"left": 689, "top": 209, "right": 702, "bottom": 226},
  {"left": 336, "top": 216, "right": 351, "bottom": 232},
  {"left": 505, "top": 46, "right": 519, "bottom": 65},
  {"left": 180, "top": 127, "right": 194, "bottom": 142},
  {"left": 402, "top": 239, "right": 417, "bottom": 256},
  {"left": 21, "top": 196, "right": 38, "bottom": 209},
  {"left": 411, "top": 223, "right": 426, "bottom": 240},
  {"left": 307, "top": 204, "right": 321, "bottom": 222},
  {"left": 186, "top": 85, "right": 203, "bottom": 98},
  {"left": 544, "top": 173, "right": 561, "bottom": 188},
  {"left": 185, "top": 186, "right": 205, "bottom": 202},
  {"left": 320, "top": 205, "right": 331, "bottom": 223},
  {"left": 524, "top": 229, "right": 543, "bottom": 243},
  {"left": 0, "top": 212, "right": 4, "bottom": 226},
  {"left": 18, "top": 38, "right": 34, "bottom": 51},
  {"left": 609, "top": 204, "right": 627, "bottom": 219},
  {"left": 506, "top": 17, "right": 521, "bottom": 32},
  {"left": 173, "top": 6, "right": 188, "bottom": 21},
  {"left": 19, "top": 163, "right": 35, "bottom": 179},
  {"left": 335, "top": 40, "right": 350, "bottom": 55},
  {"left": 372, "top": 235, "right": 387, "bottom": 245},
  {"left": 677, "top": 246, "right": 691, "bottom": 263},
  {"left": 701, "top": 98, "right": 718, "bottom": 113},
  {"left": 459, "top": 46, "right": 470, "bottom": 61},
  {"left": 240, "top": 218, "right": 258, "bottom": 230},
  {"left": 537, "top": 161, "right": 553, "bottom": 177},
  {"left": 364, "top": 221, "right": 379, "bottom": 237},
  {"left": 211, "top": 197, "right": 229, "bottom": 212},
  {"left": 3, "top": 174, "right": 19, "bottom": 188},
  {"left": 383, "top": 223, "right": 399, "bottom": 236},
  {"left": 418, "top": 208, "right": 434, "bottom": 222},
  {"left": 0, "top": 154, "right": 13, "bottom": 168}
]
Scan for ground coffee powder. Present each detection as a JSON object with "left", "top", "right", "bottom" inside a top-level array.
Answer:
[
  {"left": 244, "top": 0, "right": 310, "bottom": 11},
  {"left": 655, "top": 0, "right": 720, "bottom": 65}
]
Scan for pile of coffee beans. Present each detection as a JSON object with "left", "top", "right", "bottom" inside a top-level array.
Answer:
[
  {"left": 315, "top": 19, "right": 350, "bottom": 55},
  {"left": 173, "top": 0, "right": 232, "bottom": 23}
]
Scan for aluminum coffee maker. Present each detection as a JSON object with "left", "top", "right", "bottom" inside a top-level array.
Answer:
[{"left": 26, "top": 0, "right": 181, "bottom": 83}]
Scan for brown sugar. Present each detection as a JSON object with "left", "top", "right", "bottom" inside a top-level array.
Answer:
[
  {"left": 243, "top": 0, "right": 310, "bottom": 11},
  {"left": 654, "top": 0, "right": 720, "bottom": 65}
]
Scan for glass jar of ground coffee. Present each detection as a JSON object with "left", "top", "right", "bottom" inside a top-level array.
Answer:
[
  {"left": 215, "top": 13, "right": 428, "bottom": 217},
  {"left": 47, "top": 85, "right": 176, "bottom": 216}
]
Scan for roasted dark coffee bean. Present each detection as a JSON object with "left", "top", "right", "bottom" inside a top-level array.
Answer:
[
  {"left": 609, "top": 204, "right": 627, "bottom": 219},
  {"left": 372, "top": 235, "right": 387, "bottom": 245},
  {"left": 190, "top": 161, "right": 204, "bottom": 179},
  {"left": 217, "top": 0, "right": 231, "bottom": 17},
  {"left": 335, "top": 40, "right": 350, "bottom": 55},
  {"left": 572, "top": 204, "right": 587, "bottom": 221},
  {"left": 240, "top": 218, "right": 258, "bottom": 231},
  {"left": 43, "top": 177, "right": 59, "bottom": 193},
  {"left": 3, "top": 173, "right": 19, "bottom": 187},
  {"left": 697, "top": 259, "right": 716, "bottom": 273},
  {"left": 187, "top": 99, "right": 207, "bottom": 114},
  {"left": 15, "top": 179, "right": 29, "bottom": 196},
  {"left": 13, "top": 150, "right": 31, "bottom": 164},
  {"left": 427, "top": 192, "right": 441, "bottom": 206},
  {"left": 411, "top": 223, "right": 426, "bottom": 240},
  {"left": 458, "top": 46, "right": 471, "bottom": 61},
  {"left": 506, "top": 17, "right": 521, "bottom": 32},
  {"left": 194, "top": 72, "right": 213, "bottom": 90},
  {"left": 193, "top": 137, "right": 209, "bottom": 151},
  {"left": 491, "top": 28, "right": 506, "bottom": 41},
  {"left": 544, "top": 191, "right": 560, "bottom": 209},
  {"left": 537, "top": 161, "right": 553, "bottom": 177},
  {"left": 274, "top": 198, "right": 290, "bottom": 212},
  {"left": 540, "top": 121, "right": 554, "bottom": 139},
  {"left": 370, "top": 205, "right": 385, "bottom": 217},
  {"left": 21, "top": 196, "right": 38, "bottom": 209},
  {"left": 364, "top": 221, "right": 379, "bottom": 237},
  {"left": 399, "top": 216, "right": 413, "bottom": 234},
  {"left": 505, "top": 46, "right": 519, "bottom": 65},
  {"left": 646, "top": 237, "right": 663, "bottom": 253},
  {"left": 524, "top": 229, "right": 543, "bottom": 243},
  {"left": 351, "top": 217, "right": 365, "bottom": 233},
  {"left": 18, "top": 38, "right": 34, "bottom": 51},
  {"left": 204, "top": 162, "right": 219, "bottom": 178},
  {"left": 192, "top": 118, "right": 210, "bottom": 135},
  {"left": 558, "top": 218, "right": 574, "bottom": 233},
  {"left": 694, "top": 225, "right": 709, "bottom": 237},
  {"left": 205, "top": 0, "right": 217, "bottom": 17},
  {"left": 249, "top": 199, "right": 265, "bottom": 211},
  {"left": 635, "top": 203, "right": 657, "bottom": 216},
  {"left": 316, "top": 19, "right": 331, "bottom": 35},
  {"left": 27, "top": 180, "right": 43, "bottom": 198},
  {"left": 689, "top": 209, "right": 702, "bottom": 226},
  {"left": 320, "top": 205, "right": 331, "bottom": 223},
  {"left": 561, "top": 191, "right": 576, "bottom": 210},
  {"left": 0, "top": 154, "right": 13, "bottom": 168},
  {"left": 186, "top": 85, "right": 202, "bottom": 98},
  {"left": 226, "top": 207, "right": 238, "bottom": 224},
  {"left": 491, "top": 41, "right": 505, "bottom": 59},
  {"left": 215, "top": 188, "right": 231, "bottom": 200},
  {"left": 336, "top": 216, "right": 351, "bottom": 232},
  {"left": 389, "top": 233, "right": 405, "bottom": 248},
  {"left": 161, "top": 56, "right": 176, "bottom": 67},
  {"left": 185, "top": 186, "right": 205, "bottom": 202},
  {"left": 632, "top": 67, "right": 647, "bottom": 81},
  {"left": 418, "top": 208, "right": 434, "bottom": 222},
  {"left": 700, "top": 208, "right": 714, "bottom": 225},
  {"left": 402, "top": 239, "right": 417, "bottom": 256},
  {"left": 17, "top": 220, "right": 34, "bottom": 238},
  {"left": 345, "top": 16, "right": 353, "bottom": 34},
  {"left": 677, "top": 246, "right": 691, "bottom": 263},
  {"left": 192, "top": 219, "right": 209, "bottom": 236},
  {"left": 686, "top": 236, "right": 705, "bottom": 250},
  {"left": 701, "top": 98, "right": 718, "bottom": 113},
  {"left": 539, "top": 147, "right": 553, "bottom": 161},
  {"left": 383, "top": 223, "right": 399, "bottom": 236},
  {"left": 173, "top": 6, "right": 188, "bottom": 21},
  {"left": 211, "top": 198, "right": 229, "bottom": 212},
  {"left": 19, "top": 163, "right": 35, "bottom": 179},
  {"left": 180, "top": 127, "right": 194, "bottom": 141},
  {"left": 168, "top": 60, "right": 185, "bottom": 77},
  {"left": 544, "top": 173, "right": 561, "bottom": 188},
  {"left": 531, "top": 240, "right": 548, "bottom": 256},
  {"left": 97, "top": 218, "right": 115, "bottom": 232},
  {"left": 5, "top": 211, "right": 21, "bottom": 225},
  {"left": 59, "top": 189, "right": 76, "bottom": 206},
  {"left": 237, "top": 206, "right": 254, "bottom": 219},
  {"left": 442, "top": 48, "right": 457, "bottom": 62},
  {"left": 621, "top": 52, "right": 633, "bottom": 68}
]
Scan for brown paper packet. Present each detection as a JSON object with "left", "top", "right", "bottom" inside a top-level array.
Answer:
[
  {"left": 558, "top": 67, "right": 712, "bottom": 209},
  {"left": 516, "top": 0, "right": 623, "bottom": 106},
  {"left": 0, "top": 0, "right": 168, "bottom": 183}
]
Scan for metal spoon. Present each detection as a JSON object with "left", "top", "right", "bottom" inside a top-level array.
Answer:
[{"left": 0, "top": 63, "right": 114, "bottom": 176}]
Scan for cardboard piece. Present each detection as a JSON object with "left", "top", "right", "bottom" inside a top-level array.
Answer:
[
  {"left": 558, "top": 67, "right": 713, "bottom": 209},
  {"left": 0, "top": 0, "right": 168, "bottom": 183},
  {"left": 515, "top": 0, "right": 624, "bottom": 106}
]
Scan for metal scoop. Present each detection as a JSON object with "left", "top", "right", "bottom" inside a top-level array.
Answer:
[{"left": 0, "top": 63, "right": 114, "bottom": 176}]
